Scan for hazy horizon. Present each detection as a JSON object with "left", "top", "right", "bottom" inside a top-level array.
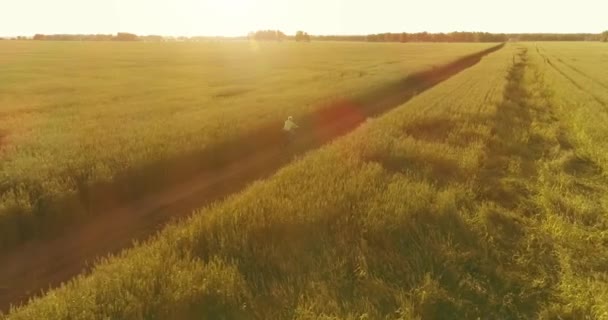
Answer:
[
  {"left": 2, "top": 0, "right": 607, "bottom": 37},
  {"left": 2, "top": 31, "right": 606, "bottom": 39}
]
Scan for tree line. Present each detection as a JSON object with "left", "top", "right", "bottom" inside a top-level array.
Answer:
[
  {"left": 8, "top": 30, "right": 607, "bottom": 42},
  {"left": 27, "top": 33, "right": 247, "bottom": 42},
  {"left": 245, "top": 31, "right": 607, "bottom": 42},
  {"left": 514, "top": 33, "right": 602, "bottom": 41},
  {"left": 364, "top": 32, "right": 507, "bottom": 42},
  {"left": 317, "top": 32, "right": 606, "bottom": 42},
  {"left": 245, "top": 30, "right": 309, "bottom": 42},
  {"left": 31, "top": 33, "right": 154, "bottom": 41},
  {"left": 247, "top": 30, "right": 287, "bottom": 41}
]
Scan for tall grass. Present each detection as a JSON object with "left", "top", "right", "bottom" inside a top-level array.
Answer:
[
  {"left": 534, "top": 42, "right": 608, "bottom": 89},
  {"left": 4, "top": 43, "right": 607, "bottom": 319},
  {"left": 529, "top": 43, "right": 608, "bottom": 318},
  {"left": 0, "top": 41, "right": 495, "bottom": 250},
  {"left": 2, "top": 44, "right": 515, "bottom": 319}
]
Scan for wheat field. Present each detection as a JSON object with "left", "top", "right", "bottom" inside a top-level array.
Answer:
[
  {"left": 0, "top": 41, "right": 495, "bottom": 250},
  {"left": 3, "top": 42, "right": 608, "bottom": 319}
]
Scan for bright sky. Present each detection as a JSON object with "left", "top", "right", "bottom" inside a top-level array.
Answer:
[{"left": 2, "top": 0, "right": 607, "bottom": 37}]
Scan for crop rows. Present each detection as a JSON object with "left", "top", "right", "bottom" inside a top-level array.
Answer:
[
  {"left": 0, "top": 41, "right": 495, "bottom": 250},
  {"left": 4, "top": 44, "right": 525, "bottom": 320}
]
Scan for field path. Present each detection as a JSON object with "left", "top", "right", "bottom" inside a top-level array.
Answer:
[{"left": 0, "top": 44, "right": 503, "bottom": 312}]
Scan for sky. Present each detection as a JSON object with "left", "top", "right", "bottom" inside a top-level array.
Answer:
[{"left": 1, "top": 0, "right": 607, "bottom": 37}]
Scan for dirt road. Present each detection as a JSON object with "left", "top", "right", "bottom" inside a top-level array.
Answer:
[{"left": 0, "top": 44, "right": 503, "bottom": 312}]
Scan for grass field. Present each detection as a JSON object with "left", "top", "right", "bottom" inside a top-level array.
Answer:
[
  {"left": 0, "top": 41, "right": 495, "bottom": 250},
  {"left": 6, "top": 42, "right": 608, "bottom": 319},
  {"left": 529, "top": 42, "right": 608, "bottom": 318},
  {"left": 535, "top": 42, "right": 608, "bottom": 90}
]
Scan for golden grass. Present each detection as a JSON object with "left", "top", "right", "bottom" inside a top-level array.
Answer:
[
  {"left": 0, "top": 41, "right": 494, "bottom": 249},
  {"left": 3, "top": 42, "right": 607, "bottom": 319}
]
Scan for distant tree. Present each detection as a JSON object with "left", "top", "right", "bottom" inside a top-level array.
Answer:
[
  {"left": 295, "top": 31, "right": 311, "bottom": 42},
  {"left": 33, "top": 34, "right": 46, "bottom": 40},
  {"left": 432, "top": 33, "right": 445, "bottom": 42},
  {"left": 602, "top": 31, "right": 608, "bottom": 42},
  {"left": 313, "top": 35, "right": 366, "bottom": 41},
  {"left": 307, "top": 32, "right": 598, "bottom": 43},
  {"left": 93, "top": 34, "right": 114, "bottom": 41},
  {"left": 114, "top": 32, "right": 139, "bottom": 41},
  {"left": 366, "top": 34, "right": 378, "bottom": 42},
  {"left": 251, "top": 30, "right": 286, "bottom": 41},
  {"left": 419, "top": 32, "right": 430, "bottom": 42}
]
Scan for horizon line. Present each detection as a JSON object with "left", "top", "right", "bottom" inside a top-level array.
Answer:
[{"left": 2, "top": 30, "right": 606, "bottom": 38}]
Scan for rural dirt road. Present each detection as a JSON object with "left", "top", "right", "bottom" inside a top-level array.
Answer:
[{"left": 0, "top": 44, "right": 503, "bottom": 313}]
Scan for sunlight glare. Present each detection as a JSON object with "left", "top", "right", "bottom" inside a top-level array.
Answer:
[{"left": 208, "top": 0, "right": 254, "bottom": 16}]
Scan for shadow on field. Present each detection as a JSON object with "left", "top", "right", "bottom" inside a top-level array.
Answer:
[
  {"left": 0, "top": 44, "right": 504, "bottom": 312},
  {"left": 359, "top": 48, "right": 563, "bottom": 318},
  {"left": 474, "top": 48, "right": 561, "bottom": 315},
  {"left": 0, "top": 131, "right": 6, "bottom": 152},
  {"left": 182, "top": 204, "right": 530, "bottom": 319},
  {"left": 176, "top": 46, "right": 608, "bottom": 320},
  {"left": 478, "top": 48, "right": 565, "bottom": 210},
  {"left": 363, "top": 111, "right": 497, "bottom": 191}
]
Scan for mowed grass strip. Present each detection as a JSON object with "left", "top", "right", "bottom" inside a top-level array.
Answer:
[
  {"left": 0, "top": 41, "right": 496, "bottom": 249},
  {"left": 0, "top": 44, "right": 539, "bottom": 319}
]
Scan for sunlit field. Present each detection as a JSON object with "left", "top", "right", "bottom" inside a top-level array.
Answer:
[
  {"left": 535, "top": 42, "right": 608, "bottom": 90},
  {"left": 4, "top": 43, "right": 608, "bottom": 319},
  {"left": 0, "top": 41, "right": 494, "bottom": 250}
]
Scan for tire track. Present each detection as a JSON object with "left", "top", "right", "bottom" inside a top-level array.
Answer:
[
  {"left": 550, "top": 55, "right": 608, "bottom": 90},
  {"left": 473, "top": 47, "right": 563, "bottom": 318},
  {"left": 537, "top": 47, "right": 608, "bottom": 107}
]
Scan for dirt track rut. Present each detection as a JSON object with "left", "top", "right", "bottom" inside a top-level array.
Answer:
[{"left": 0, "top": 44, "right": 504, "bottom": 312}]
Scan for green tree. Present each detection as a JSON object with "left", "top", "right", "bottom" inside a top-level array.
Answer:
[
  {"left": 295, "top": 31, "right": 311, "bottom": 42},
  {"left": 114, "top": 32, "right": 139, "bottom": 41},
  {"left": 251, "top": 30, "right": 286, "bottom": 41},
  {"left": 602, "top": 31, "right": 608, "bottom": 42}
]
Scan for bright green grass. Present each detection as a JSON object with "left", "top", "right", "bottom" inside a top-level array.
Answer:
[{"left": 0, "top": 41, "right": 493, "bottom": 245}]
